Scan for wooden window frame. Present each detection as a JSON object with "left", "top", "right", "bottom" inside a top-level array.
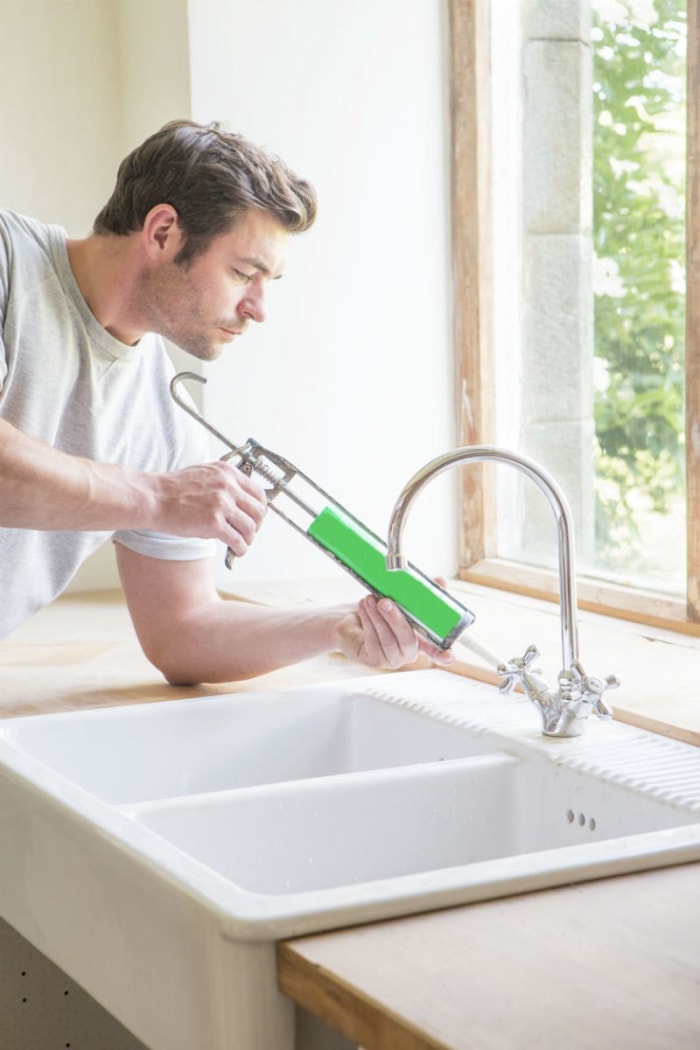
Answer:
[{"left": 450, "top": 0, "right": 700, "bottom": 637}]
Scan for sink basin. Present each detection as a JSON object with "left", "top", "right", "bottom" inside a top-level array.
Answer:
[
  {"left": 3, "top": 687, "right": 490, "bottom": 803},
  {"left": 1, "top": 669, "right": 699, "bottom": 1050},
  {"left": 125, "top": 749, "right": 690, "bottom": 898}
]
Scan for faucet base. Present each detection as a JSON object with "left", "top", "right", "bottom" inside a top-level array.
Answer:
[{"left": 499, "top": 647, "right": 618, "bottom": 739}]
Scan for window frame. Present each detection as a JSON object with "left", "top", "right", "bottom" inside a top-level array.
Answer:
[{"left": 449, "top": 0, "right": 700, "bottom": 637}]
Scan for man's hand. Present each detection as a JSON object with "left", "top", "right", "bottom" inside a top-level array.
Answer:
[
  {"left": 0, "top": 415, "right": 268, "bottom": 553},
  {"left": 151, "top": 461, "right": 268, "bottom": 555},
  {"left": 331, "top": 595, "right": 456, "bottom": 670}
]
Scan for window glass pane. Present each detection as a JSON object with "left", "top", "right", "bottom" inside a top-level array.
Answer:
[
  {"left": 592, "top": 0, "right": 686, "bottom": 595},
  {"left": 490, "top": 0, "right": 687, "bottom": 598}
]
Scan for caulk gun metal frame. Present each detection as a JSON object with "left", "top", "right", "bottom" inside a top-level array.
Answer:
[
  {"left": 170, "top": 371, "right": 357, "bottom": 565},
  {"left": 169, "top": 372, "right": 476, "bottom": 650}
]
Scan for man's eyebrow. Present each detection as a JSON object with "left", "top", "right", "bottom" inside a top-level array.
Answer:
[{"left": 239, "top": 256, "right": 284, "bottom": 280}]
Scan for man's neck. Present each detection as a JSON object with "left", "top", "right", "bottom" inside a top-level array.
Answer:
[{"left": 66, "top": 235, "right": 147, "bottom": 346}]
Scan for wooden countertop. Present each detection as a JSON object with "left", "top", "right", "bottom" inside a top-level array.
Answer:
[
  {"left": 0, "top": 587, "right": 381, "bottom": 718},
  {"left": 3, "top": 578, "right": 699, "bottom": 742},
  {"left": 2, "top": 585, "right": 699, "bottom": 1050},
  {"left": 279, "top": 863, "right": 700, "bottom": 1050}
]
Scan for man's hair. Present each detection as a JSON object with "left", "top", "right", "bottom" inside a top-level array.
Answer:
[{"left": 93, "top": 120, "right": 317, "bottom": 263}]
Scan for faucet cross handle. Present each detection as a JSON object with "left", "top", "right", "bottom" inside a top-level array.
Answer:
[
  {"left": 576, "top": 662, "right": 620, "bottom": 719},
  {"left": 557, "top": 660, "right": 618, "bottom": 719},
  {"left": 497, "top": 645, "right": 541, "bottom": 694}
]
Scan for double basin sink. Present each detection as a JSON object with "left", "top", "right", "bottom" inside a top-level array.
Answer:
[{"left": 1, "top": 669, "right": 699, "bottom": 1049}]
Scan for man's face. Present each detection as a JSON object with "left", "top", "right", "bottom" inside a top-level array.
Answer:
[{"left": 143, "top": 209, "right": 289, "bottom": 360}]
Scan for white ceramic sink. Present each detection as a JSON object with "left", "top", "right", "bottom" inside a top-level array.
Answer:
[{"left": 1, "top": 669, "right": 699, "bottom": 1050}]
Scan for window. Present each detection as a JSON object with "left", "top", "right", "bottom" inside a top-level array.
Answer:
[{"left": 450, "top": 0, "right": 698, "bottom": 634}]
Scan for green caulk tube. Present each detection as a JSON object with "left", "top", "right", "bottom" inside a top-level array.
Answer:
[{"left": 307, "top": 505, "right": 475, "bottom": 649}]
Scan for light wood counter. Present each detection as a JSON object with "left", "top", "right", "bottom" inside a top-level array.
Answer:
[
  {"left": 1, "top": 586, "right": 699, "bottom": 1050},
  {"left": 279, "top": 863, "right": 700, "bottom": 1050},
  {"left": 3, "top": 578, "right": 699, "bottom": 742},
  {"left": 0, "top": 587, "right": 380, "bottom": 718}
]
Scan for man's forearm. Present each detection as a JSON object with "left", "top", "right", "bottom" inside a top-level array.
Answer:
[
  {"left": 0, "top": 417, "right": 267, "bottom": 551},
  {"left": 141, "top": 598, "right": 342, "bottom": 685},
  {"left": 116, "top": 544, "right": 449, "bottom": 686},
  {"left": 0, "top": 417, "right": 158, "bottom": 530}
]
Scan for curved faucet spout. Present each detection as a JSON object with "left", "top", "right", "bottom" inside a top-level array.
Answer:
[
  {"left": 386, "top": 446, "right": 618, "bottom": 737},
  {"left": 386, "top": 445, "right": 579, "bottom": 672}
]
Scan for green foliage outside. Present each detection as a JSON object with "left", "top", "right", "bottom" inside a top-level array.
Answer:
[{"left": 592, "top": 0, "right": 686, "bottom": 583}]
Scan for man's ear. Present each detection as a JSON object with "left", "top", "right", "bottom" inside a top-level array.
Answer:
[{"left": 142, "top": 204, "right": 182, "bottom": 260}]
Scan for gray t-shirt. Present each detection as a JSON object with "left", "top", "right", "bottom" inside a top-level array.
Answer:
[{"left": 0, "top": 209, "right": 216, "bottom": 640}]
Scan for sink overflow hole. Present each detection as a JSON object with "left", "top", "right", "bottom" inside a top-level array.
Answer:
[{"left": 566, "top": 809, "right": 596, "bottom": 831}]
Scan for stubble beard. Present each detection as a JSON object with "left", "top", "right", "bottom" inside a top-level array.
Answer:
[{"left": 137, "top": 264, "right": 226, "bottom": 361}]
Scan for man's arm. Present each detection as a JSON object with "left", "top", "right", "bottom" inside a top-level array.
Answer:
[
  {"left": 115, "top": 544, "right": 455, "bottom": 684},
  {"left": 0, "top": 417, "right": 266, "bottom": 555}
]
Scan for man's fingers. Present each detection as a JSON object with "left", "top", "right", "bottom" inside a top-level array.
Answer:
[
  {"left": 359, "top": 596, "right": 420, "bottom": 668},
  {"left": 370, "top": 594, "right": 456, "bottom": 668},
  {"left": 418, "top": 634, "right": 456, "bottom": 665}
]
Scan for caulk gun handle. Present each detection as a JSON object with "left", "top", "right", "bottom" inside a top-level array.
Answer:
[{"left": 223, "top": 455, "right": 255, "bottom": 571}]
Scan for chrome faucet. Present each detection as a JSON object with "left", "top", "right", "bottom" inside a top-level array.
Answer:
[{"left": 386, "top": 446, "right": 619, "bottom": 738}]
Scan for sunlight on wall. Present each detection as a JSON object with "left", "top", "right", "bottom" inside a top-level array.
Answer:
[{"left": 188, "top": 0, "right": 458, "bottom": 586}]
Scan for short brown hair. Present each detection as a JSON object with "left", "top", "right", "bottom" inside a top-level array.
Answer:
[{"left": 93, "top": 120, "right": 317, "bottom": 263}]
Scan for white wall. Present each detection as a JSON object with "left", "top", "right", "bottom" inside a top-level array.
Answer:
[
  {"left": 0, "top": 0, "right": 194, "bottom": 590},
  {"left": 0, "top": 0, "right": 124, "bottom": 590},
  {"left": 187, "top": 0, "right": 458, "bottom": 589},
  {"left": 1, "top": 0, "right": 458, "bottom": 594},
  {"left": 0, "top": 0, "right": 123, "bottom": 233},
  {"left": 118, "top": 0, "right": 192, "bottom": 146}
]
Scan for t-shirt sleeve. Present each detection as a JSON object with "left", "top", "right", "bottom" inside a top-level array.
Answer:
[
  {"left": 113, "top": 527, "right": 216, "bottom": 561},
  {"left": 112, "top": 355, "right": 218, "bottom": 562}
]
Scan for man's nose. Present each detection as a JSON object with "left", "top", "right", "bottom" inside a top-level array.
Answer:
[{"left": 238, "top": 276, "right": 266, "bottom": 324}]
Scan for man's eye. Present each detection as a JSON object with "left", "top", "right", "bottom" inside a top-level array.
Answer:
[{"left": 232, "top": 269, "right": 254, "bottom": 282}]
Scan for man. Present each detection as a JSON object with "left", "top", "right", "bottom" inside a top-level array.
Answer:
[{"left": 0, "top": 119, "right": 453, "bottom": 683}]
